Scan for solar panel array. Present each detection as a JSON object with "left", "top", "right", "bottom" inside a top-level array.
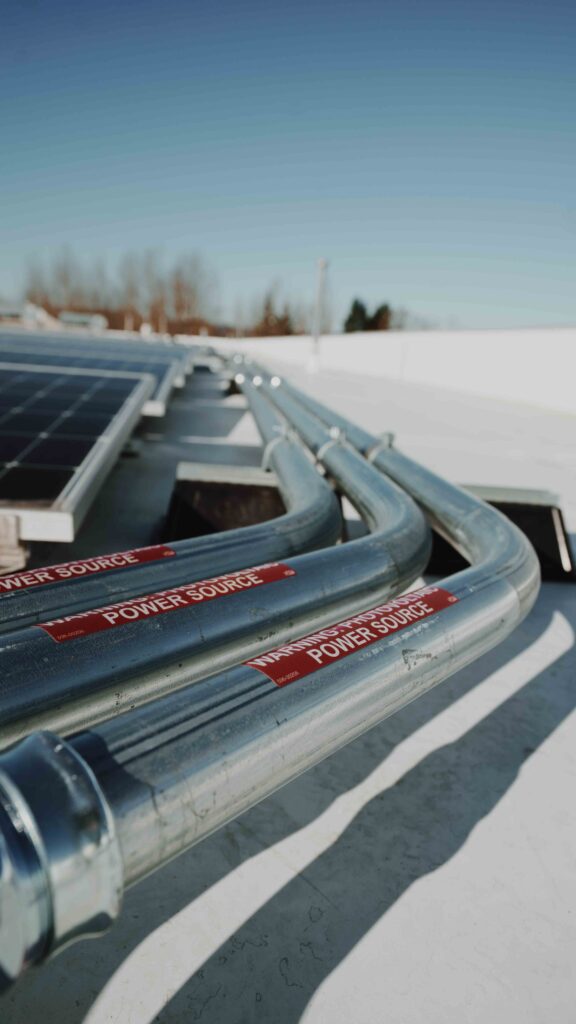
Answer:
[
  {"left": 0, "top": 346, "right": 171, "bottom": 387},
  {"left": 18, "top": 334, "right": 183, "bottom": 367},
  {"left": 0, "top": 329, "right": 183, "bottom": 540},
  {"left": 0, "top": 366, "right": 147, "bottom": 506},
  {"left": 0, "top": 329, "right": 183, "bottom": 361},
  {"left": 0, "top": 332, "right": 187, "bottom": 415}
]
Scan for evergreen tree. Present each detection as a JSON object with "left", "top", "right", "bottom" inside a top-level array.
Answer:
[
  {"left": 368, "top": 303, "right": 391, "bottom": 330},
  {"left": 344, "top": 299, "right": 393, "bottom": 332},
  {"left": 344, "top": 299, "right": 368, "bottom": 332}
]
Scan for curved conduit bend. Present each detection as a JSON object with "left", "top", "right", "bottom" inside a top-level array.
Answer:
[
  {"left": 254, "top": 364, "right": 539, "bottom": 622},
  {"left": 0, "top": 375, "right": 539, "bottom": 986},
  {"left": 0, "top": 379, "right": 429, "bottom": 747},
  {"left": 0, "top": 378, "right": 341, "bottom": 634}
]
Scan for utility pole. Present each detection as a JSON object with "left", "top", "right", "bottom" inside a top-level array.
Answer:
[{"left": 310, "top": 257, "right": 328, "bottom": 373}]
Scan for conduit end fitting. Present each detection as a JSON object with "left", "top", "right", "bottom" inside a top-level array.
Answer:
[{"left": 0, "top": 732, "right": 123, "bottom": 990}]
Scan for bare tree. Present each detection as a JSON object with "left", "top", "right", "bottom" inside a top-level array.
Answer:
[
  {"left": 245, "top": 283, "right": 314, "bottom": 337},
  {"left": 138, "top": 251, "right": 165, "bottom": 332},
  {"left": 19, "top": 249, "right": 336, "bottom": 337},
  {"left": 52, "top": 248, "right": 75, "bottom": 307},
  {"left": 118, "top": 253, "right": 140, "bottom": 330},
  {"left": 23, "top": 258, "right": 48, "bottom": 307}
]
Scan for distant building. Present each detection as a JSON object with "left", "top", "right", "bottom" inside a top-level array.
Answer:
[
  {"left": 58, "top": 310, "right": 109, "bottom": 331},
  {"left": 0, "top": 302, "right": 58, "bottom": 329}
]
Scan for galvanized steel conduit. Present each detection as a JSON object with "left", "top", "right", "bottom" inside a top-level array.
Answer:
[
  {"left": 0, "top": 381, "right": 341, "bottom": 634},
  {"left": 0, "top": 379, "right": 539, "bottom": 988},
  {"left": 255, "top": 366, "right": 538, "bottom": 615},
  {"left": 0, "top": 384, "right": 429, "bottom": 745}
]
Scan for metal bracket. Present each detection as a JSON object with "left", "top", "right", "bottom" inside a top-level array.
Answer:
[
  {"left": 261, "top": 424, "right": 301, "bottom": 471},
  {"left": 316, "top": 426, "right": 345, "bottom": 465},
  {"left": 367, "top": 432, "right": 396, "bottom": 462},
  {"left": 0, "top": 515, "right": 28, "bottom": 575}
]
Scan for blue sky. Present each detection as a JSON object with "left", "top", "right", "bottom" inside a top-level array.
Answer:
[{"left": 1, "top": 0, "right": 575, "bottom": 328}]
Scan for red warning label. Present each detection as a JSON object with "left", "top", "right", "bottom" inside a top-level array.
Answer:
[
  {"left": 38, "top": 562, "right": 296, "bottom": 642},
  {"left": 244, "top": 586, "right": 458, "bottom": 686},
  {"left": 0, "top": 545, "right": 176, "bottom": 592}
]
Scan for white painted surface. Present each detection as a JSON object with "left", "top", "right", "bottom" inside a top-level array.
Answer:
[
  {"left": 207, "top": 326, "right": 576, "bottom": 416},
  {"left": 284, "top": 364, "right": 576, "bottom": 532},
  {"left": 2, "top": 370, "right": 576, "bottom": 1024}
]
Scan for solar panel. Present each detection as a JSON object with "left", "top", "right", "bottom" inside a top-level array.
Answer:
[
  {"left": 0, "top": 363, "right": 154, "bottom": 541},
  {"left": 0, "top": 335, "right": 183, "bottom": 416},
  {"left": 0, "top": 327, "right": 188, "bottom": 368}
]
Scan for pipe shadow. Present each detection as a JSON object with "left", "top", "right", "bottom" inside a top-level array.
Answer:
[
  {"left": 1, "top": 589, "right": 573, "bottom": 1022},
  {"left": 158, "top": 594, "right": 576, "bottom": 1023}
]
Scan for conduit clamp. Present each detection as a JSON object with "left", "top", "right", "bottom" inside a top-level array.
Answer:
[
  {"left": 261, "top": 424, "right": 297, "bottom": 471},
  {"left": 316, "top": 427, "right": 346, "bottom": 465},
  {"left": 367, "top": 432, "right": 396, "bottom": 463}
]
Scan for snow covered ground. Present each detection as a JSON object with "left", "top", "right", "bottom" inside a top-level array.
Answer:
[{"left": 208, "top": 326, "right": 576, "bottom": 417}]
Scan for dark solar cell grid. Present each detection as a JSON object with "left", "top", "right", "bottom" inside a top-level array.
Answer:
[
  {"left": 0, "top": 368, "right": 140, "bottom": 504},
  {"left": 0, "top": 333, "right": 178, "bottom": 364},
  {"left": 0, "top": 346, "right": 173, "bottom": 390}
]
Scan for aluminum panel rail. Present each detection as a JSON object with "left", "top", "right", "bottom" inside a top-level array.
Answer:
[
  {"left": 0, "top": 383, "right": 340, "bottom": 634},
  {"left": 0, "top": 392, "right": 539, "bottom": 986},
  {"left": 0, "top": 384, "right": 428, "bottom": 746}
]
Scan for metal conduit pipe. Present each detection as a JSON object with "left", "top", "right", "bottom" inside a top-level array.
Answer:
[
  {"left": 0, "top": 424, "right": 539, "bottom": 988},
  {"left": 0, "top": 381, "right": 341, "bottom": 634},
  {"left": 0, "top": 387, "right": 429, "bottom": 747},
  {"left": 252, "top": 366, "right": 538, "bottom": 615}
]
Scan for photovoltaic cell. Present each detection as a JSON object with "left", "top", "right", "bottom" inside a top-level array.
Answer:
[
  {"left": 0, "top": 344, "right": 179, "bottom": 414},
  {"left": 0, "top": 367, "right": 143, "bottom": 505},
  {"left": 25, "top": 437, "right": 95, "bottom": 466},
  {"left": 0, "top": 342, "right": 175, "bottom": 380},
  {"left": 0, "top": 466, "right": 74, "bottom": 502},
  {"left": 51, "top": 415, "right": 110, "bottom": 436}
]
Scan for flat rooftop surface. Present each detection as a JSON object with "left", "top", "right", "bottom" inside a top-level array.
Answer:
[{"left": 3, "top": 364, "right": 575, "bottom": 1024}]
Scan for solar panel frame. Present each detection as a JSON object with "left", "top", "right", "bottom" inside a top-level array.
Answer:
[
  {"left": 0, "top": 362, "right": 154, "bottom": 541},
  {"left": 43, "top": 334, "right": 189, "bottom": 385},
  {"left": 0, "top": 326, "right": 188, "bottom": 366},
  {"left": 0, "top": 335, "right": 182, "bottom": 415}
]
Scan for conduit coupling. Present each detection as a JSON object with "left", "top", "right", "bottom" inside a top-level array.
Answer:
[{"left": 0, "top": 732, "right": 122, "bottom": 986}]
